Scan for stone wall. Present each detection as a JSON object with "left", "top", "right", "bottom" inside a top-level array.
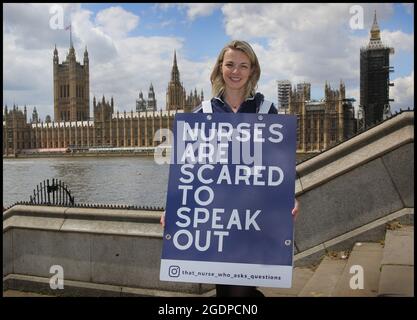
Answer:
[{"left": 3, "top": 111, "right": 414, "bottom": 295}]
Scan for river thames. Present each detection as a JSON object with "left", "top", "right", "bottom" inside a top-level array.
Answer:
[{"left": 3, "top": 156, "right": 170, "bottom": 209}]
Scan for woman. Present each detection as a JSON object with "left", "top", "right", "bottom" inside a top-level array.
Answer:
[{"left": 161, "top": 40, "right": 299, "bottom": 297}]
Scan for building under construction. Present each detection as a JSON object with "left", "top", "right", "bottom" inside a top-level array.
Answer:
[{"left": 360, "top": 11, "right": 394, "bottom": 129}]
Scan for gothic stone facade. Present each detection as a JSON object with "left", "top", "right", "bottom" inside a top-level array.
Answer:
[
  {"left": 3, "top": 44, "right": 355, "bottom": 156},
  {"left": 288, "top": 81, "right": 356, "bottom": 153},
  {"left": 3, "top": 47, "right": 203, "bottom": 155},
  {"left": 3, "top": 99, "right": 181, "bottom": 155},
  {"left": 53, "top": 44, "right": 89, "bottom": 122}
]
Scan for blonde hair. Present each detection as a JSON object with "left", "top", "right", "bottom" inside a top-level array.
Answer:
[{"left": 210, "top": 40, "right": 261, "bottom": 100}]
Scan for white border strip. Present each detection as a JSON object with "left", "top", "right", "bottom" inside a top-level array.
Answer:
[{"left": 160, "top": 259, "right": 293, "bottom": 288}]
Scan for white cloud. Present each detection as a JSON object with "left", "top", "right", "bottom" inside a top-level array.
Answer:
[
  {"left": 72, "top": 9, "right": 118, "bottom": 64},
  {"left": 3, "top": 3, "right": 81, "bottom": 49},
  {"left": 390, "top": 71, "right": 414, "bottom": 112},
  {"left": 219, "top": 2, "right": 412, "bottom": 110},
  {"left": 156, "top": 3, "right": 221, "bottom": 21},
  {"left": 381, "top": 30, "right": 414, "bottom": 52},
  {"left": 3, "top": 3, "right": 413, "bottom": 121},
  {"left": 183, "top": 3, "right": 222, "bottom": 21},
  {"left": 95, "top": 6, "right": 139, "bottom": 38},
  {"left": 3, "top": 4, "right": 210, "bottom": 120}
]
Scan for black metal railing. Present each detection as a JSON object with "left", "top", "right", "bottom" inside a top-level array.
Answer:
[
  {"left": 30, "top": 178, "right": 74, "bottom": 206},
  {"left": 6, "top": 201, "right": 164, "bottom": 211}
]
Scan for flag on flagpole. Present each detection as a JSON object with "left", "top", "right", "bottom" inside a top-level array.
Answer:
[{"left": 65, "top": 23, "right": 73, "bottom": 47}]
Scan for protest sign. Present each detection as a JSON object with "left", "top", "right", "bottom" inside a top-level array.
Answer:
[{"left": 160, "top": 113, "right": 296, "bottom": 288}]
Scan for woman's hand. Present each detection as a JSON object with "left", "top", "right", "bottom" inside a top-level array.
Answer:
[
  {"left": 292, "top": 199, "right": 299, "bottom": 221},
  {"left": 160, "top": 211, "right": 165, "bottom": 228}
]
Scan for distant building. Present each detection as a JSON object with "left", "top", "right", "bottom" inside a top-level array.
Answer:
[
  {"left": 296, "top": 82, "right": 311, "bottom": 101},
  {"left": 3, "top": 45, "right": 203, "bottom": 155},
  {"left": 185, "top": 88, "right": 204, "bottom": 113},
  {"left": 289, "top": 81, "right": 356, "bottom": 153},
  {"left": 165, "top": 50, "right": 203, "bottom": 112},
  {"left": 166, "top": 51, "right": 186, "bottom": 111},
  {"left": 53, "top": 42, "right": 89, "bottom": 122},
  {"left": 147, "top": 83, "right": 157, "bottom": 111},
  {"left": 31, "top": 107, "right": 39, "bottom": 124},
  {"left": 136, "top": 83, "right": 157, "bottom": 112},
  {"left": 3, "top": 105, "right": 28, "bottom": 153},
  {"left": 277, "top": 80, "right": 292, "bottom": 112},
  {"left": 360, "top": 11, "right": 394, "bottom": 128},
  {"left": 136, "top": 91, "right": 147, "bottom": 112}
]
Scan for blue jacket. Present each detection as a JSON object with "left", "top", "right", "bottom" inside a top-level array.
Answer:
[{"left": 193, "top": 92, "right": 277, "bottom": 114}]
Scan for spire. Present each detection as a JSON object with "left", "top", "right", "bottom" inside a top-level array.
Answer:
[
  {"left": 66, "top": 23, "right": 76, "bottom": 59},
  {"left": 171, "top": 50, "right": 180, "bottom": 82},
  {"left": 370, "top": 10, "right": 380, "bottom": 39},
  {"left": 53, "top": 44, "right": 59, "bottom": 64},
  {"left": 368, "top": 10, "right": 383, "bottom": 49},
  {"left": 84, "top": 45, "right": 89, "bottom": 63}
]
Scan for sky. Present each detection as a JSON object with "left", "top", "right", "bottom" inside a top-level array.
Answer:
[{"left": 3, "top": 3, "right": 414, "bottom": 121}]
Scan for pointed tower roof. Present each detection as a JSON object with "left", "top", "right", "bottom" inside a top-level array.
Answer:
[
  {"left": 66, "top": 23, "right": 76, "bottom": 60},
  {"left": 53, "top": 44, "right": 59, "bottom": 64},
  {"left": 170, "top": 50, "right": 180, "bottom": 83},
  {"left": 368, "top": 10, "right": 383, "bottom": 49},
  {"left": 371, "top": 10, "right": 380, "bottom": 34},
  {"left": 84, "top": 45, "right": 89, "bottom": 61}
]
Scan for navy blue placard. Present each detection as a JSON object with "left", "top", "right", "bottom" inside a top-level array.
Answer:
[{"left": 160, "top": 113, "right": 297, "bottom": 287}]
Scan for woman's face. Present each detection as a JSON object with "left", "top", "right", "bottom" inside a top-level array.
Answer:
[{"left": 221, "top": 48, "right": 252, "bottom": 93}]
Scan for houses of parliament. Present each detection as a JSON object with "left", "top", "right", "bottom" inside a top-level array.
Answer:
[
  {"left": 3, "top": 14, "right": 391, "bottom": 156},
  {"left": 3, "top": 43, "right": 204, "bottom": 155}
]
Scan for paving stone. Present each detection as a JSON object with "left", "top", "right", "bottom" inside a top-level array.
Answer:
[{"left": 298, "top": 256, "right": 347, "bottom": 297}]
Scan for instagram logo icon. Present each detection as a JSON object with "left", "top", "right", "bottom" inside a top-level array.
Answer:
[{"left": 168, "top": 265, "right": 180, "bottom": 277}]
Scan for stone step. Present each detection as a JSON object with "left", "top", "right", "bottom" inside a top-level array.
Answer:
[
  {"left": 331, "top": 242, "right": 383, "bottom": 297},
  {"left": 378, "top": 225, "right": 414, "bottom": 297},
  {"left": 380, "top": 225, "right": 414, "bottom": 266},
  {"left": 260, "top": 267, "right": 315, "bottom": 297},
  {"left": 298, "top": 256, "right": 347, "bottom": 297},
  {"left": 3, "top": 290, "right": 53, "bottom": 297}
]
